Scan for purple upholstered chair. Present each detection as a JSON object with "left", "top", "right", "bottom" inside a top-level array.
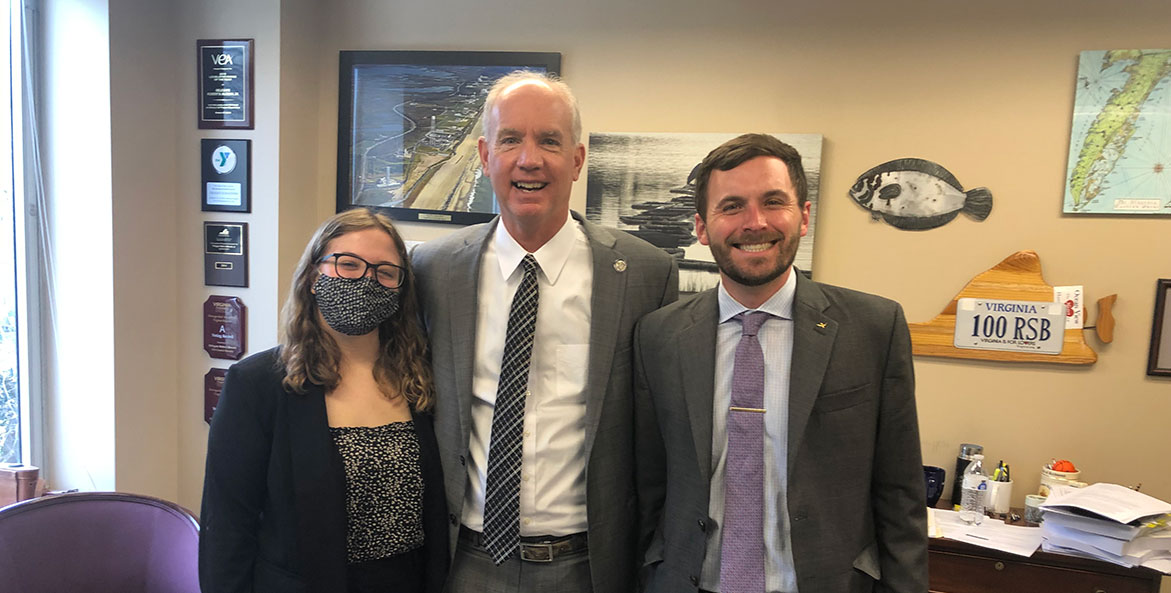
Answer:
[{"left": 0, "top": 491, "right": 200, "bottom": 593}]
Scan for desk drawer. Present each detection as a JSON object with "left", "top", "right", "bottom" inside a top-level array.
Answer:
[{"left": 929, "top": 549, "right": 1155, "bottom": 593}]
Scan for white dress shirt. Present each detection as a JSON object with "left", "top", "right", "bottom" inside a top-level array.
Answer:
[
  {"left": 463, "top": 213, "right": 594, "bottom": 536},
  {"left": 702, "top": 269, "right": 799, "bottom": 593}
]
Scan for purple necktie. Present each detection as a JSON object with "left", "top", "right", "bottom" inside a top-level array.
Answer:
[{"left": 720, "top": 311, "right": 769, "bottom": 593}]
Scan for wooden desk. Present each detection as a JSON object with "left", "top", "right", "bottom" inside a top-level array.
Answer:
[{"left": 929, "top": 534, "right": 1163, "bottom": 593}]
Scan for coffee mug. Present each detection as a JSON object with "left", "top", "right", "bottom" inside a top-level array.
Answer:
[{"left": 923, "top": 465, "right": 946, "bottom": 508}]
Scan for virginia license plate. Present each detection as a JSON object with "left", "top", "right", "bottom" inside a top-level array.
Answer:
[{"left": 953, "top": 298, "right": 1067, "bottom": 354}]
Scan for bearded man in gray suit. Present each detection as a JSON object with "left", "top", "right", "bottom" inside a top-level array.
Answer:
[
  {"left": 412, "top": 71, "right": 677, "bottom": 593},
  {"left": 634, "top": 134, "right": 927, "bottom": 593}
]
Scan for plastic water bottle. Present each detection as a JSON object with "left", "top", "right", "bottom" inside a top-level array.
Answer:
[{"left": 958, "top": 454, "right": 987, "bottom": 525}]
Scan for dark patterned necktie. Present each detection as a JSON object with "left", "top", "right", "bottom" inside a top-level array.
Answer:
[
  {"left": 482, "top": 254, "right": 540, "bottom": 564},
  {"left": 720, "top": 311, "right": 770, "bottom": 593}
]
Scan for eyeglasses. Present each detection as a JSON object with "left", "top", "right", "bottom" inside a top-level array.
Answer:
[{"left": 317, "top": 253, "right": 406, "bottom": 289}]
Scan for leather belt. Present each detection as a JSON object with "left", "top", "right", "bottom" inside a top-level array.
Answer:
[{"left": 459, "top": 526, "right": 588, "bottom": 563}]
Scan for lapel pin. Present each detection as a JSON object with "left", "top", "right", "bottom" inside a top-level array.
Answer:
[
  {"left": 613, "top": 259, "right": 627, "bottom": 272},
  {"left": 816, "top": 322, "right": 827, "bottom": 329}
]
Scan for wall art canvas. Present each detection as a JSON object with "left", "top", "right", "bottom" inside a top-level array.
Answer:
[
  {"left": 337, "top": 51, "right": 560, "bottom": 225},
  {"left": 586, "top": 132, "right": 821, "bottom": 293},
  {"left": 1064, "top": 49, "right": 1171, "bottom": 214}
]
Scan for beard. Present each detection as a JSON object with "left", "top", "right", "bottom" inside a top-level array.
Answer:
[{"left": 708, "top": 231, "right": 801, "bottom": 288}]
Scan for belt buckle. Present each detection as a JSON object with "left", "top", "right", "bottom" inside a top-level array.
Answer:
[{"left": 519, "top": 542, "right": 555, "bottom": 563}]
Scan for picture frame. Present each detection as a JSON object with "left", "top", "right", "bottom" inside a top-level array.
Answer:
[
  {"left": 1148, "top": 279, "right": 1171, "bottom": 377},
  {"left": 197, "top": 39, "right": 254, "bottom": 130},
  {"left": 336, "top": 50, "right": 561, "bottom": 225},
  {"left": 586, "top": 132, "right": 822, "bottom": 294}
]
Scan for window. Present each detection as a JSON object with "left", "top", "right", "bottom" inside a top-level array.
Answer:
[{"left": 1, "top": 0, "right": 37, "bottom": 465}]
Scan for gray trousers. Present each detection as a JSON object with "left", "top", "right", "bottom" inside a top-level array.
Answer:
[{"left": 445, "top": 537, "right": 593, "bottom": 593}]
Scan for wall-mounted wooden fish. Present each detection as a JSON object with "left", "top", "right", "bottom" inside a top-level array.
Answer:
[{"left": 849, "top": 158, "right": 993, "bottom": 230}]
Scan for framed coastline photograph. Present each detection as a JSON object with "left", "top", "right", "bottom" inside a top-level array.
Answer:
[
  {"left": 1148, "top": 279, "right": 1171, "bottom": 377},
  {"left": 585, "top": 132, "right": 822, "bottom": 293},
  {"left": 336, "top": 50, "right": 561, "bottom": 225}
]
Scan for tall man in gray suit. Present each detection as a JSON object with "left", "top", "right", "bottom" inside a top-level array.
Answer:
[
  {"left": 634, "top": 134, "right": 927, "bottom": 593},
  {"left": 412, "top": 71, "right": 678, "bottom": 593}
]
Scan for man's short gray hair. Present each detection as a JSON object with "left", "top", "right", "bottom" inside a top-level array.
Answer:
[{"left": 482, "top": 70, "right": 582, "bottom": 145}]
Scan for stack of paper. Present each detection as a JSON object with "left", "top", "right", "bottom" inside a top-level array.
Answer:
[
  {"left": 1039, "top": 483, "right": 1171, "bottom": 573},
  {"left": 929, "top": 507, "right": 1043, "bottom": 557}
]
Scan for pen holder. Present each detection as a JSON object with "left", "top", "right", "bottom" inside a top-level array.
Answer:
[{"left": 986, "top": 480, "right": 1013, "bottom": 515}]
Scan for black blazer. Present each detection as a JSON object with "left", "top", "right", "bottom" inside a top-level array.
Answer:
[{"left": 199, "top": 348, "right": 449, "bottom": 593}]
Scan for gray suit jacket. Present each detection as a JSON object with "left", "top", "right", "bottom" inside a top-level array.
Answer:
[
  {"left": 412, "top": 212, "right": 678, "bottom": 593},
  {"left": 633, "top": 274, "right": 928, "bottom": 593}
]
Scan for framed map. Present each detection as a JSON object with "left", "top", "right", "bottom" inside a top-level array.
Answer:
[
  {"left": 586, "top": 132, "right": 822, "bottom": 293},
  {"left": 1064, "top": 49, "right": 1171, "bottom": 215},
  {"left": 337, "top": 50, "right": 561, "bottom": 225}
]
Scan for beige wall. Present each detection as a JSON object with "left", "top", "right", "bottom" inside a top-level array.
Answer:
[
  {"left": 110, "top": 0, "right": 180, "bottom": 500},
  {"left": 98, "top": 0, "right": 1171, "bottom": 582},
  {"left": 276, "top": 0, "right": 1171, "bottom": 508},
  {"left": 277, "top": 0, "right": 326, "bottom": 323},
  {"left": 172, "top": 0, "right": 284, "bottom": 511}
]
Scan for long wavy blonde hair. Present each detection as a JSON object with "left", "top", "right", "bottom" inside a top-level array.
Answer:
[{"left": 278, "top": 208, "right": 433, "bottom": 411}]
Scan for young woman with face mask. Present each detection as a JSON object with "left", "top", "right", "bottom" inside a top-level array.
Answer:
[{"left": 200, "top": 209, "right": 447, "bottom": 593}]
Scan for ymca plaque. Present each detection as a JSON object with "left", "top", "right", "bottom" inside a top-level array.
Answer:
[{"left": 201, "top": 139, "right": 251, "bottom": 212}]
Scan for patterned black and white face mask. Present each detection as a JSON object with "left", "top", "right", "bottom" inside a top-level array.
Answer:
[{"left": 313, "top": 274, "right": 401, "bottom": 336}]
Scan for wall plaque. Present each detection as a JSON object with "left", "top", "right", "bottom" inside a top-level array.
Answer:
[
  {"left": 204, "top": 222, "right": 248, "bottom": 287},
  {"left": 198, "top": 39, "right": 254, "bottom": 129},
  {"left": 201, "top": 139, "right": 251, "bottom": 212},
  {"left": 205, "top": 368, "right": 228, "bottom": 424},
  {"left": 204, "top": 295, "right": 246, "bottom": 360}
]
